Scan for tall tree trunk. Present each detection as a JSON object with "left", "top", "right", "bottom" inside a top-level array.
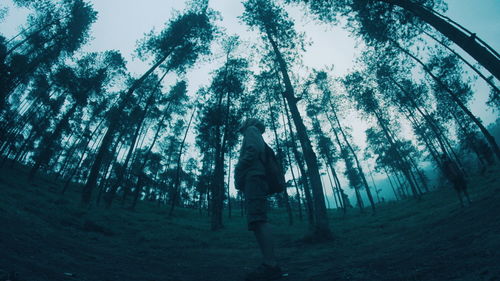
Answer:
[
  {"left": 266, "top": 89, "right": 293, "bottom": 225},
  {"left": 54, "top": 135, "right": 81, "bottom": 180},
  {"left": 366, "top": 166, "right": 380, "bottom": 203},
  {"left": 354, "top": 186, "right": 364, "bottom": 212},
  {"left": 211, "top": 99, "right": 228, "bottom": 229},
  {"left": 404, "top": 108, "right": 443, "bottom": 169},
  {"left": 395, "top": 43, "right": 500, "bottom": 161},
  {"left": 96, "top": 140, "right": 122, "bottom": 206},
  {"left": 284, "top": 134, "right": 303, "bottom": 221},
  {"left": 281, "top": 93, "right": 314, "bottom": 228},
  {"left": 389, "top": 77, "right": 449, "bottom": 153},
  {"left": 329, "top": 165, "right": 345, "bottom": 212},
  {"left": 389, "top": 76, "right": 468, "bottom": 174},
  {"left": 239, "top": 192, "right": 244, "bottom": 217},
  {"left": 1, "top": 89, "right": 56, "bottom": 149},
  {"left": 422, "top": 29, "right": 499, "bottom": 96},
  {"left": 139, "top": 114, "right": 168, "bottom": 166},
  {"left": 374, "top": 110, "right": 420, "bottom": 199},
  {"left": 62, "top": 117, "right": 106, "bottom": 194},
  {"left": 321, "top": 176, "right": 330, "bottom": 209},
  {"left": 324, "top": 164, "right": 339, "bottom": 209},
  {"left": 48, "top": 131, "right": 73, "bottom": 174},
  {"left": 383, "top": 166, "right": 399, "bottom": 200},
  {"left": 5, "top": 16, "right": 66, "bottom": 56},
  {"left": 106, "top": 97, "right": 153, "bottom": 207},
  {"left": 393, "top": 170, "right": 408, "bottom": 198},
  {"left": 6, "top": 127, "right": 36, "bottom": 167},
  {"left": 266, "top": 30, "right": 331, "bottom": 239},
  {"left": 81, "top": 121, "right": 118, "bottom": 204},
  {"left": 227, "top": 152, "right": 232, "bottom": 218},
  {"left": 169, "top": 108, "right": 196, "bottom": 217},
  {"left": 449, "top": 109, "right": 489, "bottom": 168},
  {"left": 28, "top": 102, "right": 77, "bottom": 179},
  {"left": 81, "top": 50, "right": 172, "bottom": 205},
  {"left": 384, "top": 0, "right": 500, "bottom": 79},
  {"left": 326, "top": 110, "right": 375, "bottom": 213},
  {"left": 130, "top": 173, "right": 146, "bottom": 210}
]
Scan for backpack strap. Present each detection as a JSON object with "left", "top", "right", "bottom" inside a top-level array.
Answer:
[{"left": 259, "top": 142, "right": 269, "bottom": 165}]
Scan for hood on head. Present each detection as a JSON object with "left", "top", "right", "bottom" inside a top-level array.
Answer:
[{"left": 239, "top": 118, "right": 265, "bottom": 134}]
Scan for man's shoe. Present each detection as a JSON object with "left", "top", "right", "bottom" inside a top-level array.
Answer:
[{"left": 245, "top": 263, "right": 283, "bottom": 281}]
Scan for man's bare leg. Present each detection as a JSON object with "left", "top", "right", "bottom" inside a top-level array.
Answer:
[
  {"left": 254, "top": 222, "right": 277, "bottom": 266},
  {"left": 463, "top": 189, "right": 472, "bottom": 204},
  {"left": 456, "top": 190, "right": 464, "bottom": 207}
]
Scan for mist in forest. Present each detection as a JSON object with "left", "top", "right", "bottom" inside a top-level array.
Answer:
[{"left": 1, "top": 0, "right": 499, "bottom": 280}]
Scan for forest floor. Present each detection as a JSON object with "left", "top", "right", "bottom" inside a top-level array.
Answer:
[{"left": 0, "top": 164, "right": 499, "bottom": 281}]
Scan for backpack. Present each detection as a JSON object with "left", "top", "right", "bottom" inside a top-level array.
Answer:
[{"left": 262, "top": 143, "right": 286, "bottom": 195}]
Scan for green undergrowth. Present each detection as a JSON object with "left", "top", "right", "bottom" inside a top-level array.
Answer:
[{"left": 0, "top": 164, "right": 499, "bottom": 281}]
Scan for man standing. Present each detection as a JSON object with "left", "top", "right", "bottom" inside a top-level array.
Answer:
[
  {"left": 441, "top": 154, "right": 471, "bottom": 207},
  {"left": 235, "top": 118, "right": 283, "bottom": 281}
]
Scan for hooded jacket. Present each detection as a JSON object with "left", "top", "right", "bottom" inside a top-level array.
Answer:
[{"left": 234, "top": 119, "right": 266, "bottom": 190}]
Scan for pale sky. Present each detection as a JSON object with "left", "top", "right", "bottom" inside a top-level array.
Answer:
[{"left": 1, "top": 0, "right": 499, "bottom": 204}]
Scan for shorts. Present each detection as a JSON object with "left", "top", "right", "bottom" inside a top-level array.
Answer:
[{"left": 244, "top": 175, "right": 269, "bottom": 231}]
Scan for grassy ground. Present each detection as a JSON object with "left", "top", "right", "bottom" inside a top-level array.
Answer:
[{"left": 0, "top": 164, "right": 499, "bottom": 281}]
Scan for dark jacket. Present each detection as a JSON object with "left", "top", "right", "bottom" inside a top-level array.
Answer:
[
  {"left": 234, "top": 125, "right": 266, "bottom": 190},
  {"left": 443, "top": 159, "right": 463, "bottom": 182}
]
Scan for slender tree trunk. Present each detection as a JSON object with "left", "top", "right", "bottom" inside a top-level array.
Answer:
[
  {"left": 267, "top": 30, "right": 331, "bottom": 238},
  {"left": 449, "top": 109, "right": 488, "bottom": 168},
  {"left": 281, "top": 93, "right": 314, "bottom": 228},
  {"left": 324, "top": 111, "right": 365, "bottom": 212},
  {"left": 239, "top": 192, "right": 244, "bottom": 217},
  {"left": 62, "top": 118, "right": 106, "bottom": 194},
  {"left": 169, "top": 108, "right": 196, "bottom": 217},
  {"left": 404, "top": 109, "right": 442, "bottom": 168},
  {"left": 389, "top": 76, "right": 469, "bottom": 176},
  {"left": 395, "top": 43, "right": 500, "bottom": 161},
  {"left": 5, "top": 16, "right": 65, "bottom": 56},
  {"left": 29, "top": 103, "right": 77, "bottom": 179},
  {"left": 329, "top": 165, "right": 345, "bottom": 212},
  {"left": 284, "top": 134, "right": 303, "bottom": 221},
  {"left": 324, "top": 164, "right": 340, "bottom": 209},
  {"left": 383, "top": 166, "right": 399, "bottom": 200},
  {"left": 96, "top": 140, "right": 122, "bottom": 205},
  {"left": 326, "top": 163, "right": 347, "bottom": 209},
  {"left": 227, "top": 152, "right": 232, "bottom": 218},
  {"left": 393, "top": 170, "right": 407, "bottom": 198},
  {"left": 130, "top": 174, "right": 146, "bottom": 210},
  {"left": 320, "top": 175, "right": 330, "bottom": 209},
  {"left": 374, "top": 110, "right": 420, "bottom": 199},
  {"left": 48, "top": 131, "right": 73, "bottom": 175},
  {"left": 7, "top": 127, "right": 36, "bottom": 167},
  {"left": 81, "top": 50, "right": 173, "bottom": 205},
  {"left": 389, "top": 77, "right": 450, "bottom": 155},
  {"left": 211, "top": 108, "right": 227, "bottom": 229},
  {"left": 106, "top": 97, "right": 154, "bottom": 207},
  {"left": 116, "top": 70, "right": 173, "bottom": 207},
  {"left": 367, "top": 166, "right": 380, "bottom": 203},
  {"left": 354, "top": 186, "right": 364, "bottom": 212},
  {"left": 422, "top": 29, "right": 499, "bottom": 96},
  {"left": 266, "top": 90, "right": 293, "bottom": 225},
  {"left": 383, "top": 0, "right": 500, "bottom": 79},
  {"left": 55, "top": 136, "right": 81, "bottom": 180},
  {"left": 81, "top": 121, "right": 118, "bottom": 204},
  {"left": 1, "top": 89, "right": 56, "bottom": 148}
]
